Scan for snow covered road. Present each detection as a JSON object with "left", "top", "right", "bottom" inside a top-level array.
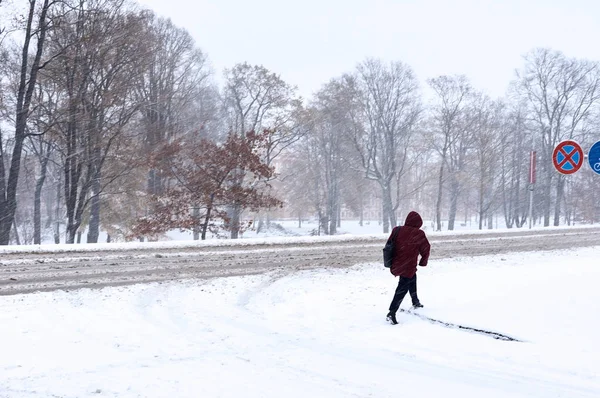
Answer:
[
  {"left": 2, "top": 226, "right": 600, "bottom": 295},
  {"left": 1, "top": 245, "right": 599, "bottom": 397}
]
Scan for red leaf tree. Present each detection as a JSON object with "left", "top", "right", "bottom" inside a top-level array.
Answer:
[{"left": 132, "top": 130, "right": 282, "bottom": 240}]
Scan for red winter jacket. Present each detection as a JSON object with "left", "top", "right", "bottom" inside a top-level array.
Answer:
[{"left": 389, "top": 211, "right": 430, "bottom": 278}]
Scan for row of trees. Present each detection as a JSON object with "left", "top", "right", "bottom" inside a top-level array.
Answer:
[
  {"left": 0, "top": 0, "right": 303, "bottom": 244},
  {"left": 281, "top": 50, "right": 600, "bottom": 235},
  {"left": 1, "top": 0, "right": 599, "bottom": 245}
]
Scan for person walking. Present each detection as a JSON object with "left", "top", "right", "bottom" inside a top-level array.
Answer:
[{"left": 386, "top": 211, "right": 430, "bottom": 325}]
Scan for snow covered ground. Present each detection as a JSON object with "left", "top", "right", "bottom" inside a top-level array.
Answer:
[
  {"left": 1, "top": 245, "right": 599, "bottom": 397},
  {"left": 7, "top": 220, "right": 597, "bottom": 255},
  {"left": 38, "top": 216, "right": 591, "bottom": 245},
  {"left": 166, "top": 218, "right": 591, "bottom": 240}
]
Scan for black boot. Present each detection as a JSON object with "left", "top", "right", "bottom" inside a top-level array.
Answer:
[
  {"left": 386, "top": 312, "right": 398, "bottom": 325},
  {"left": 412, "top": 303, "right": 424, "bottom": 309}
]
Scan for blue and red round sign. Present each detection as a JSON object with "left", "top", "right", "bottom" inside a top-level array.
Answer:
[{"left": 553, "top": 140, "right": 584, "bottom": 175}]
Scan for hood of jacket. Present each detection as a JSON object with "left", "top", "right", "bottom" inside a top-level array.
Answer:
[{"left": 404, "top": 211, "right": 423, "bottom": 229}]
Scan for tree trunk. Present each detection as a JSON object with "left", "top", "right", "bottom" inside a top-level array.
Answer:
[
  {"left": 34, "top": 157, "right": 49, "bottom": 244},
  {"left": 192, "top": 206, "right": 200, "bottom": 240},
  {"left": 435, "top": 162, "right": 445, "bottom": 232},
  {"left": 381, "top": 183, "right": 394, "bottom": 233},
  {"left": 543, "top": 182, "right": 552, "bottom": 227},
  {"left": 0, "top": 0, "right": 52, "bottom": 245},
  {"left": 64, "top": 83, "right": 82, "bottom": 244},
  {"left": 54, "top": 180, "right": 61, "bottom": 244},
  {"left": 87, "top": 192, "right": 100, "bottom": 243},
  {"left": 229, "top": 204, "right": 241, "bottom": 239},
  {"left": 0, "top": 132, "right": 26, "bottom": 244},
  {"left": 319, "top": 211, "right": 328, "bottom": 235},
  {"left": 328, "top": 181, "right": 339, "bottom": 235},
  {"left": 12, "top": 218, "right": 20, "bottom": 245},
  {"left": 359, "top": 198, "right": 363, "bottom": 227},
  {"left": 448, "top": 179, "right": 459, "bottom": 231},
  {"left": 87, "top": 167, "right": 101, "bottom": 243},
  {"left": 147, "top": 169, "right": 162, "bottom": 196},
  {"left": 478, "top": 178, "right": 484, "bottom": 230},
  {"left": 45, "top": 183, "right": 54, "bottom": 229},
  {"left": 257, "top": 214, "right": 264, "bottom": 233},
  {"left": 66, "top": 224, "right": 78, "bottom": 244},
  {"left": 201, "top": 195, "right": 214, "bottom": 240},
  {"left": 229, "top": 166, "right": 243, "bottom": 239}
]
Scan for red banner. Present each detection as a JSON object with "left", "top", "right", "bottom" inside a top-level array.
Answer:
[{"left": 529, "top": 151, "right": 536, "bottom": 184}]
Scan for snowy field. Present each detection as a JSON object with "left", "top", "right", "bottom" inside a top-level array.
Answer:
[
  {"left": 165, "top": 218, "right": 590, "bottom": 240},
  {"left": 8, "top": 220, "right": 598, "bottom": 255},
  {"left": 1, "top": 246, "right": 599, "bottom": 397},
  {"left": 35, "top": 217, "right": 594, "bottom": 245}
]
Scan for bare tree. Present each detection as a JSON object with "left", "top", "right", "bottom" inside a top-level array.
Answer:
[
  {"left": 426, "top": 75, "right": 472, "bottom": 231},
  {"left": 304, "top": 79, "right": 359, "bottom": 234},
  {"left": 28, "top": 137, "right": 55, "bottom": 243},
  {"left": 0, "top": 0, "right": 57, "bottom": 245},
  {"left": 470, "top": 95, "right": 504, "bottom": 229},
  {"left": 83, "top": 7, "right": 152, "bottom": 243},
  {"left": 222, "top": 63, "right": 299, "bottom": 238},
  {"left": 0, "top": 0, "right": 6, "bottom": 41},
  {"left": 44, "top": 0, "right": 150, "bottom": 243},
  {"left": 22, "top": 59, "right": 67, "bottom": 244},
  {"left": 136, "top": 11, "right": 212, "bottom": 197},
  {"left": 277, "top": 142, "right": 317, "bottom": 230},
  {"left": 0, "top": 1, "right": 4, "bottom": 39},
  {"left": 516, "top": 48, "right": 600, "bottom": 226},
  {"left": 499, "top": 104, "right": 532, "bottom": 228},
  {"left": 348, "top": 58, "right": 421, "bottom": 233}
]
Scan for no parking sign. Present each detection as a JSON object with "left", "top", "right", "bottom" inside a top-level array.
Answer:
[{"left": 553, "top": 140, "right": 584, "bottom": 175}]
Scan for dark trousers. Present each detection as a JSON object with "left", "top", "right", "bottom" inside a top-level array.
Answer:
[{"left": 388, "top": 274, "right": 420, "bottom": 314}]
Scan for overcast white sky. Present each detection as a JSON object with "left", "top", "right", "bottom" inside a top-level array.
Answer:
[{"left": 137, "top": 0, "right": 600, "bottom": 99}]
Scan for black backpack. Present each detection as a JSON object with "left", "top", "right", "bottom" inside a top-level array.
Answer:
[{"left": 383, "top": 227, "right": 400, "bottom": 268}]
